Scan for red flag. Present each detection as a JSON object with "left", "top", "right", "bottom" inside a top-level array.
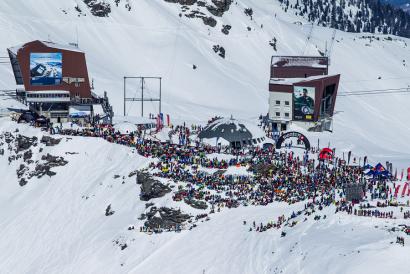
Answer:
[{"left": 156, "top": 114, "right": 162, "bottom": 131}]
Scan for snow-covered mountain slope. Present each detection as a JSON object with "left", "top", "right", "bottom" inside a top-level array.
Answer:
[
  {"left": 1, "top": 0, "right": 409, "bottom": 168},
  {"left": 0, "top": 2, "right": 410, "bottom": 273}
]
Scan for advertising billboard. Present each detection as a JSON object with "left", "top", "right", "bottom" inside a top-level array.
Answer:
[
  {"left": 30, "top": 53, "right": 62, "bottom": 86},
  {"left": 293, "top": 86, "right": 315, "bottom": 121}
]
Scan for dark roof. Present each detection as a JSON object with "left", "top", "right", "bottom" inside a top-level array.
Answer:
[{"left": 198, "top": 117, "right": 263, "bottom": 143}]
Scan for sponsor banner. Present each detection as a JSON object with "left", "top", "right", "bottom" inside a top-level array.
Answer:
[
  {"left": 30, "top": 52, "right": 62, "bottom": 86},
  {"left": 294, "top": 86, "right": 315, "bottom": 121}
]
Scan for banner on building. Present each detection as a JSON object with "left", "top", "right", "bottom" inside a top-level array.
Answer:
[
  {"left": 30, "top": 52, "right": 62, "bottom": 86},
  {"left": 293, "top": 86, "right": 315, "bottom": 121}
]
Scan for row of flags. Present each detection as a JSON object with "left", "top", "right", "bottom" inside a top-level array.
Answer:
[
  {"left": 156, "top": 113, "right": 170, "bottom": 131},
  {"left": 366, "top": 163, "right": 410, "bottom": 181}
]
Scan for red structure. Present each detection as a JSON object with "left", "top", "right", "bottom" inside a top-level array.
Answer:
[
  {"left": 319, "top": 148, "right": 334, "bottom": 160},
  {"left": 8, "top": 40, "right": 91, "bottom": 99},
  {"left": 5, "top": 40, "right": 111, "bottom": 123}
]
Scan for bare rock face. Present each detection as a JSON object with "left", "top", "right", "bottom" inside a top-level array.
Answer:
[
  {"left": 213, "top": 45, "right": 225, "bottom": 58},
  {"left": 82, "top": 0, "right": 111, "bottom": 17},
  {"left": 40, "top": 136, "right": 61, "bottom": 147},
  {"left": 27, "top": 154, "right": 68, "bottom": 180},
  {"left": 105, "top": 204, "right": 115, "bottom": 216},
  {"left": 164, "top": 0, "right": 232, "bottom": 27},
  {"left": 16, "top": 135, "right": 37, "bottom": 153},
  {"left": 143, "top": 207, "right": 191, "bottom": 232},
  {"left": 206, "top": 0, "right": 232, "bottom": 17},
  {"left": 164, "top": 0, "right": 197, "bottom": 5},
  {"left": 137, "top": 172, "right": 172, "bottom": 201},
  {"left": 221, "top": 24, "right": 232, "bottom": 35},
  {"left": 0, "top": 133, "right": 69, "bottom": 186}
]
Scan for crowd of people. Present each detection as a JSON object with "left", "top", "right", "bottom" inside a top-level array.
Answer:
[
  {"left": 354, "top": 209, "right": 394, "bottom": 218},
  {"left": 38, "top": 118, "right": 409, "bottom": 239},
  {"left": 148, "top": 141, "right": 367, "bottom": 213}
]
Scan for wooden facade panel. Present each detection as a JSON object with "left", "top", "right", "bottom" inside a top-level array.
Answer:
[{"left": 15, "top": 40, "right": 91, "bottom": 99}]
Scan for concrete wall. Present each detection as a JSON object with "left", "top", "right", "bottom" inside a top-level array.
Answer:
[{"left": 268, "top": 91, "right": 293, "bottom": 122}]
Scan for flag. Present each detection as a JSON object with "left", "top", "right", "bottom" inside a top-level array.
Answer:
[{"left": 156, "top": 114, "right": 163, "bottom": 131}]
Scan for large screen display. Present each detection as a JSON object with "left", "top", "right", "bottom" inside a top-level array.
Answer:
[
  {"left": 30, "top": 53, "right": 62, "bottom": 86},
  {"left": 294, "top": 86, "right": 315, "bottom": 121}
]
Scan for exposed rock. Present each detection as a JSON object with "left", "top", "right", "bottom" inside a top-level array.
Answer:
[
  {"left": 17, "top": 164, "right": 28, "bottom": 178},
  {"left": 82, "top": 0, "right": 111, "bottom": 17},
  {"left": 145, "top": 202, "right": 155, "bottom": 208},
  {"left": 269, "top": 37, "right": 278, "bottom": 51},
  {"left": 4, "top": 133, "right": 14, "bottom": 144},
  {"left": 40, "top": 136, "right": 61, "bottom": 146},
  {"left": 201, "top": 16, "right": 217, "bottom": 27},
  {"left": 221, "top": 24, "right": 232, "bottom": 35},
  {"left": 41, "top": 154, "right": 68, "bottom": 168},
  {"left": 25, "top": 154, "right": 68, "bottom": 180},
  {"left": 19, "top": 178, "right": 28, "bottom": 187},
  {"left": 128, "top": 170, "right": 138, "bottom": 177},
  {"left": 138, "top": 213, "right": 147, "bottom": 220},
  {"left": 23, "top": 150, "right": 32, "bottom": 162},
  {"left": 31, "top": 164, "right": 57, "bottom": 178},
  {"left": 105, "top": 204, "right": 115, "bottom": 216},
  {"left": 164, "top": 0, "right": 197, "bottom": 5},
  {"left": 16, "top": 135, "right": 37, "bottom": 152},
  {"left": 244, "top": 7, "right": 253, "bottom": 19},
  {"left": 137, "top": 172, "right": 172, "bottom": 201},
  {"left": 206, "top": 0, "right": 232, "bottom": 17},
  {"left": 144, "top": 207, "right": 191, "bottom": 231},
  {"left": 213, "top": 45, "right": 225, "bottom": 58}
]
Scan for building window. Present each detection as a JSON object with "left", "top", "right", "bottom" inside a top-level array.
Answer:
[
  {"left": 285, "top": 101, "right": 290, "bottom": 106},
  {"left": 275, "top": 100, "right": 280, "bottom": 105},
  {"left": 285, "top": 113, "right": 290, "bottom": 118},
  {"left": 275, "top": 112, "right": 280, "bottom": 117}
]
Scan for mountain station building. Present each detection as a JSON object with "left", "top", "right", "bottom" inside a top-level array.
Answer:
[
  {"left": 7, "top": 40, "right": 112, "bottom": 123},
  {"left": 268, "top": 56, "right": 340, "bottom": 132}
]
